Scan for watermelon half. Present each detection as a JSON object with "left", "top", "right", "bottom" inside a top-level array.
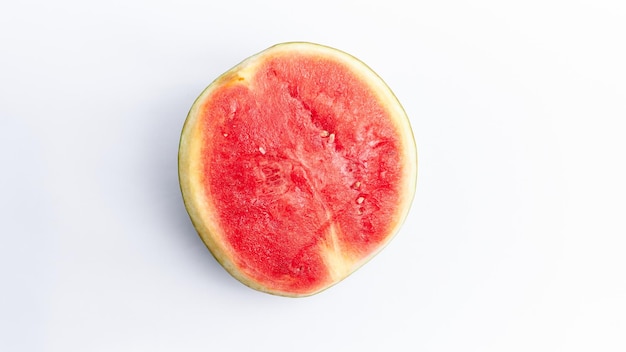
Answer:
[{"left": 179, "top": 42, "right": 417, "bottom": 297}]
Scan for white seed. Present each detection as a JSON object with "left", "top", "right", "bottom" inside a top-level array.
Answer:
[
  {"left": 223, "top": 133, "right": 228, "bottom": 137},
  {"left": 352, "top": 181, "right": 361, "bottom": 189},
  {"left": 320, "top": 130, "right": 330, "bottom": 137},
  {"left": 259, "top": 147, "right": 266, "bottom": 155},
  {"left": 328, "top": 133, "right": 335, "bottom": 143},
  {"left": 356, "top": 196, "right": 365, "bottom": 204}
]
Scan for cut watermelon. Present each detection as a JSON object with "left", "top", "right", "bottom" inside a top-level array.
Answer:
[{"left": 179, "top": 42, "right": 417, "bottom": 297}]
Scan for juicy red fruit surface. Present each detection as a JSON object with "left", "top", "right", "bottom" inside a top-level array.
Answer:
[{"left": 201, "top": 54, "right": 403, "bottom": 294}]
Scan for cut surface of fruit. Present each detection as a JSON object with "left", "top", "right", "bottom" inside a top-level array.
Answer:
[{"left": 179, "top": 42, "right": 417, "bottom": 297}]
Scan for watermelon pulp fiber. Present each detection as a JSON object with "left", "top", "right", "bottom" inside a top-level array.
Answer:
[{"left": 181, "top": 43, "right": 416, "bottom": 296}]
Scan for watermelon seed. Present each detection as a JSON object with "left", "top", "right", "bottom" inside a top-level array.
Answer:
[
  {"left": 329, "top": 133, "right": 335, "bottom": 143},
  {"left": 356, "top": 196, "right": 365, "bottom": 204},
  {"left": 223, "top": 133, "right": 228, "bottom": 137},
  {"left": 259, "top": 147, "right": 266, "bottom": 155},
  {"left": 352, "top": 181, "right": 361, "bottom": 189},
  {"left": 320, "top": 130, "right": 330, "bottom": 137}
]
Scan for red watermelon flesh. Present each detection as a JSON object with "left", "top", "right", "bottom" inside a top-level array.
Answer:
[{"left": 179, "top": 42, "right": 417, "bottom": 297}]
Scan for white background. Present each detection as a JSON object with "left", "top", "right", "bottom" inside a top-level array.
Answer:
[{"left": 1, "top": 1, "right": 625, "bottom": 351}]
